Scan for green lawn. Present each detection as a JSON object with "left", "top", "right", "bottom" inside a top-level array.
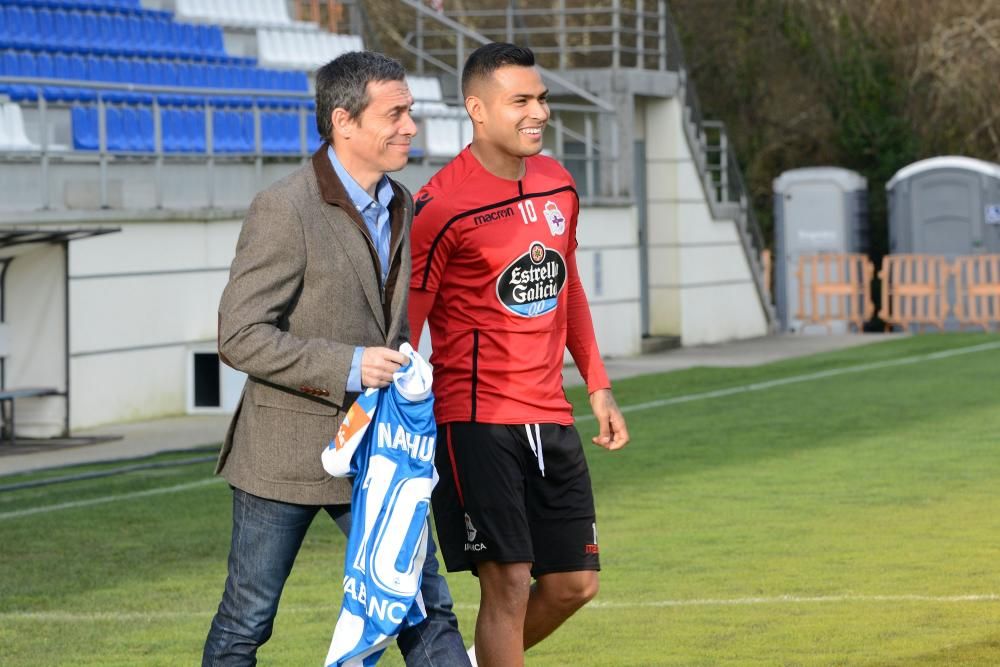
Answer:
[{"left": 2, "top": 333, "right": 999, "bottom": 665}]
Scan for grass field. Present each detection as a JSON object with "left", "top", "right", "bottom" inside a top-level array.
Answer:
[{"left": 2, "top": 333, "right": 999, "bottom": 666}]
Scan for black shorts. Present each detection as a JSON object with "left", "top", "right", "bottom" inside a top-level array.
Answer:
[{"left": 432, "top": 421, "right": 600, "bottom": 578}]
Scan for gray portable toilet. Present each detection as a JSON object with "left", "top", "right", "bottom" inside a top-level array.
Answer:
[
  {"left": 772, "top": 167, "right": 869, "bottom": 331},
  {"left": 886, "top": 156, "right": 1000, "bottom": 256}
]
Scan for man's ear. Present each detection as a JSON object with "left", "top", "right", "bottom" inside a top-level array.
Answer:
[
  {"left": 465, "top": 95, "right": 485, "bottom": 125},
  {"left": 331, "top": 107, "right": 353, "bottom": 140}
]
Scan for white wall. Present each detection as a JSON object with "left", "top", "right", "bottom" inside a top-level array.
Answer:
[
  {"left": 68, "top": 220, "right": 241, "bottom": 429},
  {"left": 574, "top": 205, "right": 642, "bottom": 358},
  {"left": 643, "top": 96, "right": 768, "bottom": 345}
]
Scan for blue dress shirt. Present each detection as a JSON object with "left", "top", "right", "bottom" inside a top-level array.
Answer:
[{"left": 327, "top": 146, "right": 396, "bottom": 392}]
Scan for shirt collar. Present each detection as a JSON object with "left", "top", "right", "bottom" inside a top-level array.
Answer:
[{"left": 327, "top": 145, "right": 394, "bottom": 214}]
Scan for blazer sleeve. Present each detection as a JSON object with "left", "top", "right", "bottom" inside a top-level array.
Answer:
[{"left": 218, "top": 187, "right": 355, "bottom": 405}]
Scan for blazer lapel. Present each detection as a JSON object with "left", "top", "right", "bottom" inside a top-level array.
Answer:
[{"left": 312, "top": 145, "right": 386, "bottom": 336}]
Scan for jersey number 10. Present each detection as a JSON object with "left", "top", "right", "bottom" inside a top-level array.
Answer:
[{"left": 517, "top": 200, "right": 537, "bottom": 224}]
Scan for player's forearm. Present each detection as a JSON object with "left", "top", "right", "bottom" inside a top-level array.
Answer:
[
  {"left": 407, "top": 288, "right": 435, "bottom": 350},
  {"left": 565, "top": 258, "right": 610, "bottom": 393}
]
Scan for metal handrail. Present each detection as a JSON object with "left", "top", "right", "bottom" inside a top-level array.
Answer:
[{"left": 396, "top": 0, "right": 615, "bottom": 112}]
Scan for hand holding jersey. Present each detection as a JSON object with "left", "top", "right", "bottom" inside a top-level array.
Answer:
[
  {"left": 408, "top": 43, "right": 628, "bottom": 667},
  {"left": 360, "top": 346, "right": 408, "bottom": 389}
]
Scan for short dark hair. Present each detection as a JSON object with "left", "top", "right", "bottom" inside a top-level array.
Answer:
[
  {"left": 315, "top": 51, "right": 406, "bottom": 143},
  {"left": 461, "top": 42, "right": 535, "bottom": 96}
]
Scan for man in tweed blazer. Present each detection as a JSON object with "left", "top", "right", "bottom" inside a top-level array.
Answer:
[{"left": 202, "top": 52, "right": 470, "bottom": 666}]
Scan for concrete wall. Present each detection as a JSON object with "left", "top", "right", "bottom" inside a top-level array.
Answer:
[
  {"left": 68, "top": 219, "right": 240, "bottom": 428},
  {"left": 574, "top": 205, "right": 642, "bottom": 358},
  {"left": 642, "top": 96, "right": 768, "bottom": 345}
]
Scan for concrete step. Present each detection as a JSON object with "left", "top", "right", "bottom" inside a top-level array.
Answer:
[{"left": 641, "top": 335, "right": 682, "bottom": 354}]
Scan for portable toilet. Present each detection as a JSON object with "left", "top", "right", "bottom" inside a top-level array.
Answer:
[
  {"left": 772, "top": 167, "right": 869, "bottom": 331},
  {"left": 886, "top": 156, "right": 1000, "bottom": 256}
]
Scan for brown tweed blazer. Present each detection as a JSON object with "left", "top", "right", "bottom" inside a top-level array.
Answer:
[{"left": 215, "top": 144, "right": 412, "bottom": 505}]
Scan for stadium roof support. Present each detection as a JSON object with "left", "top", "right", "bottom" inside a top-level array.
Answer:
[{"left": 0, "top": 226, "right": 121, "bottom": 249}]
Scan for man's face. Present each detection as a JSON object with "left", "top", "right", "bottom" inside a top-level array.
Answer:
[
  {"left": 472, "top": 65, "right": 549, "bottom": 158},
  {"left": 339, "top": 79, "right": 416, "bottom": 175}
]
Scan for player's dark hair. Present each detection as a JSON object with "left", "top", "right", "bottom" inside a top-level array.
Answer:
[
  {"left": 315, "top": 51, "right": 406, "bottom": 143},
  {"left": 461, "top": 43, "right": 536, "bottom": 96}
]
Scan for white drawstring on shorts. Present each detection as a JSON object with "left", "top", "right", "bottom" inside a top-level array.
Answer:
[{"left": 524, "top": 423, "right": 545, "bottom": 477}]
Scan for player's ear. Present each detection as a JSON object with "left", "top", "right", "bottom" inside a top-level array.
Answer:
[
  {"left": 465, "top": 95, "right": 486, "bottom": 125},
  {"left": 331, "top": 107, "right": 353, "bottom": 140}
]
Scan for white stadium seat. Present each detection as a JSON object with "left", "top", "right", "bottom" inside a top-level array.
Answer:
[
  {"left": 176, "top": 0, "right": 293, "bottom": 28},
  {"left": 0, "top": 103, "right": 38, "bottom": 151},
  {"left": 257, "top": 28, "right": 363, "bottom": 70}
]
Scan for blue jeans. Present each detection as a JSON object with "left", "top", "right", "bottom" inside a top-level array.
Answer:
[{"left": 202, "top": 488, "right": 470, "bottom": 666}]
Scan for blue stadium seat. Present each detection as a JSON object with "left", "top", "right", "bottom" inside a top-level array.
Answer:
[
  {"left": 162, "top": 107, "right": 183, "bottom": 152},
  {"left": 35, "top": 51, "right": 53, "bottom": 78},
  {"left": 307, "top": 122, "right": 322, "bottom": 153},
  {"left": 186, "top": 108, "right": 206, "bottom": 152},
  {"left": 2, "top": 52, "right": 39, "bottom": 101},
  {"left": 104, "top": 105, "right": 126, "bottom": 151},
  {"left": 16, "top": 52, "right": 38, "bottom": 78},
  {"left": 135, "top": 105, "right": 154, "bottom": 151},
  {"left": 130, "top": 58, "right": 149, "bottom": 85},
  {"left": 115, "top": 105, "right": 146, "bottom": 151},
  {"left": 71, "top": 104, "right": 99, "bottom": 150},
  {"left": 163, "top": 107, "right": 206, "bottom": 153},
  {"left": 49, "top": 53, "right": 95, "bottom": 101},
  {"left": 238, "top": 110, "right": 254, "bottom": 151},
  {"left": 20, "top": 7, "right": 40, "bottom": 48},
  {"left": 212, "top": 109, "right": 237, "bottom": 153},
  {"left": 51, "top": 10, "right": 79, "bottom": 51},
  {"left": 262, "top": 111, "right": 300, "bottom": 154},
  {"left": 36, "top": 8, "right": 54, "bottom": 45},
  {"left": 81, "top": 13, "right": 100, "bottom": 50},
  {"left": 189, "top": 63, "right": 206, "bottom": 88}
]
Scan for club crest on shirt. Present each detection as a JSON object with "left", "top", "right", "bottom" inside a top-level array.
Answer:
[
  {"left": 543, "top": 200, "right": 566, "bottom": 236},
  {"left": 496, "top": 242, "right": 568, "bottom": 318}
]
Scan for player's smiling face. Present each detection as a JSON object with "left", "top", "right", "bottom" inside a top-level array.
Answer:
[{"left": 477, "top": 65, "right": 549, "bottom": 158}]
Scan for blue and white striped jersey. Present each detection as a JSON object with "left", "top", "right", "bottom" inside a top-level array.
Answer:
[{"left": 321, "top": 344, "right": 438, "bottom": 667}]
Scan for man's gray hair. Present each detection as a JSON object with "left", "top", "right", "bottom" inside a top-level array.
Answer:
[{"left": 315, "top": 51, "right": 407, "bottom": 143}]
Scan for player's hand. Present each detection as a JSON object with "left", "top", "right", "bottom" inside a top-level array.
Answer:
[
  {"left": 361, "top": 346, "right": 407, "bottom": 388},
  {"left": 589, "top": 388, "right": 629, "bottom": 450}
]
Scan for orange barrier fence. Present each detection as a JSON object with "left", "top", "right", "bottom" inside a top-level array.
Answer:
[
  {"left": 952, "top": 255, "right": 1000, "bottom": 332},
  {"left": 761, "top": 249, "right": 772, "bottom": 301},
  {"left": 788, "top": 253, "right": 1000, "bottom": 332},
  {"left": 295, "top": 0, "right": 345, "bottom": 32},
  {"left": 878, "top": 254, "right": 952, "bottom": 332},
  {"left": 795, "top": 253, "right": 874, "bottom": 332}
]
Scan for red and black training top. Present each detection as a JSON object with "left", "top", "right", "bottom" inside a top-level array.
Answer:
[{"left": 409, "top": 147, "right": 610, "bottom": 426}]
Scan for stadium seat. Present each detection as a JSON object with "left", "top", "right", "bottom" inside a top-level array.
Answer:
[
  {"left": 257, "top": 27, "right": 361, "bottom": 70},
  {"left": 135, "top": 105, "right": 154, "bottom": 151},
  {"left": 176, "top": 0, "right": 292, "bottom": 28},
  {"left": 0, "top": 102, "right": 38, "bottom": 150},
  {"left": 0, "top": 51, "right": 39, "bottom": 102},
  {"left": 261, "top": 110, "right": 300, "bottom": 153},
  {"left": 407, "top": 76, "right": 444, "bottom": 103},
  {"left": 104, "top": 105, "right": 127, "bottom": 151},
  {"left": 71, "top": 104, "right": 99, "bottom": 150}
]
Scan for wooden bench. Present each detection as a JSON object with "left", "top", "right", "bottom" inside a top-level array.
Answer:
[{"left": 0, "top": 387, "right": 61, "bottom": 446}]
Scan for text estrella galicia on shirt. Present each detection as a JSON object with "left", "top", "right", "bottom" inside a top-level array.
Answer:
[{"left": 495, "top": 242, "right": 567, "bottom": 317}]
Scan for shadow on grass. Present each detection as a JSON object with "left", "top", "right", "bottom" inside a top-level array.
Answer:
[{"left": 877, "top": 637, "right": 1000, "bottom": 666}]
